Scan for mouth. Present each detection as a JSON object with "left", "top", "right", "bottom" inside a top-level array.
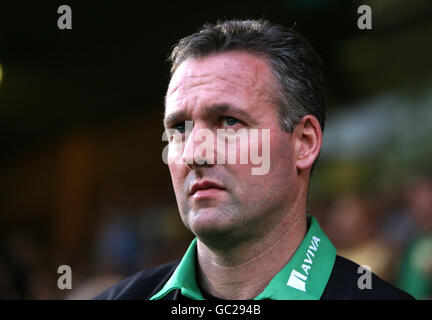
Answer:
[{"left": 189, "top": 180, "right": 226, "bottom": 197}]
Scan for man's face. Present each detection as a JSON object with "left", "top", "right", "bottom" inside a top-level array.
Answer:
[{"left": 164, "top": 51, "right": 300, "bottom": 244}]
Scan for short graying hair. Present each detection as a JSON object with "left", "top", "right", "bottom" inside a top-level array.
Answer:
[{"left": 168, "top": 19, "right": 326, "bottom": 134}]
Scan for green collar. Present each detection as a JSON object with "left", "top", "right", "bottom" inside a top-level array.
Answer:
[{"left": 150, "top": 215, "right": 336, "bottom": 300}]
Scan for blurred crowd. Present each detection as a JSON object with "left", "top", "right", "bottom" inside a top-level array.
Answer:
[
  {"left": 318, "top": 174, "right": 432, "bottom": 299},
  {"left": 1, "top": 175, "right": 431, "bottom": 300}
]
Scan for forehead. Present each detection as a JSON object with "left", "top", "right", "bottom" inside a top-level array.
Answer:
[{"left": 165, "top": 51, "right": 276, "bottom": 115}]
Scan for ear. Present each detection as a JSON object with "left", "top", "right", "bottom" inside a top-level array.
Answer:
[{"left": 293, "top": 115, "right": 323, "bottom": 172}]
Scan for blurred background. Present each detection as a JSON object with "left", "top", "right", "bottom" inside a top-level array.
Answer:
[{"left": 0, "top": 0, "right": 431, "bottom": 299}]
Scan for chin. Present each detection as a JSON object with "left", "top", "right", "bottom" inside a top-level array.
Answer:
[{"left": 188, "top": 208, "right": 237, "bottom": 242}]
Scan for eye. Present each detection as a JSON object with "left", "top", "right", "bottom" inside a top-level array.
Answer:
[
  {"left": 224, "top": 117, "right": 239, "bottom": 126},
  {"left": 173, "top": 121, "right": 186, "bottom": 134}
]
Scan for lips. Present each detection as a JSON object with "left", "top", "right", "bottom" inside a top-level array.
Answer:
[{"left": 189, "top": 180, "right": 225, "bottom": 196}]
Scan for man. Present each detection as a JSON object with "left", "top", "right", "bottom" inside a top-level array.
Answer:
[{"left": 95, "top": 20, "right": 413, "bottom": 300}]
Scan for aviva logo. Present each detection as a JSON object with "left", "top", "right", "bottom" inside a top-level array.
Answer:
[{"left": 286, "top": 236, "right": 321, "bottom": 292}]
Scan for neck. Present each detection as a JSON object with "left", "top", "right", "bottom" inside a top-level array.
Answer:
[{"left": 196, "top": 211, "right": 307, "bottom": 299}]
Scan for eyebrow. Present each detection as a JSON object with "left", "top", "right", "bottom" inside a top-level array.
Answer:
[{"left": 163, "top": 104, "right": 254, "bottom": 128}]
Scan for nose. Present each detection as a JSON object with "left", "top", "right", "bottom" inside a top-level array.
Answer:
[{"left": 182, "top": 124, "right": 216, "bottom": 170}]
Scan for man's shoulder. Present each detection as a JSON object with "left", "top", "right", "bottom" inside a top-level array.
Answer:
[
  {"left": 93, "top": 260, "right": 180, "bottom": 300},
  {"left": 322, "top": 255, "right": 414, "bottom": 300}
]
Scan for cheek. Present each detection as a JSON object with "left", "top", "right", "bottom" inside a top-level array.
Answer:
[
  {"left": 168, "top": 161, "right": 186, "bottom": 198},
  {"left": 271, "top": 129, "right": 294, "bottom": 165},
  {"left": 167, "top": 140, "right": 183, "bottom": 165},
  {"left": 222, "top": 128, "right": 271, "bottom": 173},
  {"left": 245, "top": 127, "right": 292, "bottom": 177},
  {"left": 259, "top": 130, "right": 295, "bottom": 192}
]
